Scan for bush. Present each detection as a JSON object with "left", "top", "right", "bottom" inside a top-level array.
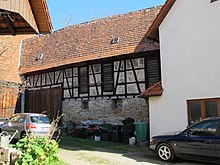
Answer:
[{"left": 15, "top": 137, "right": 59, "bottom": 165}]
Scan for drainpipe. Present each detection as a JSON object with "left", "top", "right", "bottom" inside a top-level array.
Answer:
[
  {"left": 21, "top": 92, "right": 25, "bottom": 113},
  {"left": 18, "top": 39, "right": 25, "bottom": 113}
]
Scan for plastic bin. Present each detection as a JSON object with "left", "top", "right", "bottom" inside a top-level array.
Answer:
[
  {"left": 111, "top": 125, "right": 122, "bottom": 143},
  {"left": 134, "top": 122, "right": 149, "bottom": 142}
]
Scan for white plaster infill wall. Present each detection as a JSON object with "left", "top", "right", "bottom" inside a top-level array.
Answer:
[{"left": 149, "top": 0, "right": 220, "bottom": 137}]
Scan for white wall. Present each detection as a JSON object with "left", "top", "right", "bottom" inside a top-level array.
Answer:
[{"left": 150, "top": 0, "right": 220, "bottom": 137}]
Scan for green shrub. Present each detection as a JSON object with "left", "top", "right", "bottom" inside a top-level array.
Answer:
[{"left": 15, "top": 137, "right": 59, "bottom": 165}]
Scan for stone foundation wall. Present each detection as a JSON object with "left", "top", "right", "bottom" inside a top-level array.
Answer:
[{"left": 62, "top": 98, "right": 148, "bottom": 124}]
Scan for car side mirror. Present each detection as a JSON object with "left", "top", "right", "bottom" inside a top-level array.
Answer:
[{"left": 182, "top": 131, "right": 189, "bottom": 138}]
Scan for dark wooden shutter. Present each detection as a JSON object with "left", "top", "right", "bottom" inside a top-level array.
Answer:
[
  {"left": 79, "top": 67, "right": 88, "bottom": 93},
  {"left": 147, "top": 57, "right": 160, "bottom": 87},
  {"left": 102, "top": 63, "right": 113, "bottom": 92}
]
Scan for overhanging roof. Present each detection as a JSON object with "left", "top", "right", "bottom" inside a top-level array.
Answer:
[
  {"left": 139, "top": 81, "right": 163, "bottom": 97},
  {"left": 0, "top": 0, "right": 52, "bottom": 35},
  {"left": 147, "top": 0, "right": 176, "bottom": 40}
]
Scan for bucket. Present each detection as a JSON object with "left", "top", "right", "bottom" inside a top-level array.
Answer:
[
  {"left": 0, "top": 131, "right": 10, "bottom": 148},
  {"left": 94, "top": 136, "right": 101, "bottom": 141},
  {"left": 129, "top": 137, "right": 136, "bottom": 146}
]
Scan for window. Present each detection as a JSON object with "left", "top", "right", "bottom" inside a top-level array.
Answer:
[
  {"left": 9, "top": 115, "right": 21, "bottom": 123},
  {"left": 81, "top": 100, "right": 89, "bottom": 109},
  {"left": 111, "top": 37, "right": 120, "bottom": 44},
  {"left": 18, "top": 115, "right": 27, "bottom": 123},
  {"left": 30, "top": 115, "right": 51, "bottom": 124},
  {"left": 79, "top": 67, "right": 88, "bottom": 93},
  {"left": 111, "top": 99, "right": 122, "bottom": 110},
  {"left": 188, "top": 120, "right": 219, "bottom": 137},
  {"left": 146, "top": 57, "right": 160, "bottom": 87},
  {"left": 102, "top": 63, "right": 113, "bottom": 92},
  {"left": 187, "top": 98, "right": 220, "bottom": 125}
]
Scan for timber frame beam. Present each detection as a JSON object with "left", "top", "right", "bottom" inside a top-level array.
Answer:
[{"left": 3, "top": 14, "right": 16, "bottom": 35}]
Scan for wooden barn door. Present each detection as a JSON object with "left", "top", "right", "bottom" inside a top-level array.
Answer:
[
  {"left": 25, "top": 87, "right": 62, "bottom": 119},
  {"left": 0, "top": 88, "right": 18, "bottom": 118}
]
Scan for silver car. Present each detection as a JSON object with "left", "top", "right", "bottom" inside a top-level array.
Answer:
[{"left": 0, "top": 113, "right": 51, "bottom": 139}]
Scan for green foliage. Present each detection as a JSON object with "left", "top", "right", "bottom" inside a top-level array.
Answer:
[{"left": 15, "top": 137, "right": 59, "bottom": 165}]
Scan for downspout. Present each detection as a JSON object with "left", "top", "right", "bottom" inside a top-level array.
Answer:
[{"left": 18, "top": 39, "right": 25, "bottom": 113}]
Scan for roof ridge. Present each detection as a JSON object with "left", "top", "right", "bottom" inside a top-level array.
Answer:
[
  {"left": 22, "top": 5, "right": 162, "bottom": 44},
  {"left": 52, "top": 5, "right": 163, "bottom": 33}
]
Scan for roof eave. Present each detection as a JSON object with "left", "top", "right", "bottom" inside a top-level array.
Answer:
[
  {"left": 29, "top": 0, "right": 53, "bottom": 34},
  {"left": 0, "top": 0, "right": 39, "bottom": 34},
  {"left": 147, "top": 0, "right": 176, "bottom": 40},
  {"left": 139, "top": 93, "right": 162, "bottom": 98}
]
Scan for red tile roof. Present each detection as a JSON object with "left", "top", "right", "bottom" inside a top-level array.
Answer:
[
  {"left": 20, "top": 6, "right": 162, "bottom": 74},
  {"left": 140, "top": 81, "right": 163, "bottom": 97}
]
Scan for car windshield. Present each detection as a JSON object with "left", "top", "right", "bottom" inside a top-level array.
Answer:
[{"left": 30, "top": 115, "right": 51, "bottom": 124}]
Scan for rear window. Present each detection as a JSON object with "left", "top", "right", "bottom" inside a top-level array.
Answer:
[{"left": 30, "top": 115, "right": 51, "bottom": 124}]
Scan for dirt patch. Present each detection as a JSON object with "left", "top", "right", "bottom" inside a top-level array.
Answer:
[{"left": 58, "top": 148, "right": 159, "bottom": 165}]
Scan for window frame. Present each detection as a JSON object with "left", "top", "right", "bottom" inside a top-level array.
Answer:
[
  {"left": 81, "top": 100, "right": 89, "bottom": 109},
  {"left": 187, "top": 120, "right": 219, "bottom": 137},
  {"left": 187, "top": 98, "right": 220, "bottom": 125},
  {"left": 111, "top": 99, "right": 122, "bottom": 110}
]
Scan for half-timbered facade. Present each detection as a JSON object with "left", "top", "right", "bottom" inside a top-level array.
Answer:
[{"left": 20, "top": 6, "right": 162, "bottom": 123}]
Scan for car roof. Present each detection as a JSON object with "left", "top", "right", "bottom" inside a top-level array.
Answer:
[
  {"left": 203, "top": 117, "right": 220, "bottom": 121},
  {"left": 13, "top": 113, "right": 47, "bottom": 116}
]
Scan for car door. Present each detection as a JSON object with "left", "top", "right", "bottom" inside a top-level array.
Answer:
[
  {"left": 177, "top": 120, "right": 218, "bottom": 159},
  {"left": 214, "top": 122, "right": 220, "bottom": 161}
]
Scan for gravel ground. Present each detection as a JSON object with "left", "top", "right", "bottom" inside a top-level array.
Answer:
[{"left": 58, "top": 147, "right": 207, "bottom": 165}]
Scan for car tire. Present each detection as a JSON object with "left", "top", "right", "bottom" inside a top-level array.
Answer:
[{"left": 157, "top": 143, "right": 175, "bottom": 162}]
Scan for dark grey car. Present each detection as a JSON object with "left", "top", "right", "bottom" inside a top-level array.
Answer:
[
  {"left": 0, "top": 113, "right": 51, "bottom": 139},
  {"left": 149, "top": 117, "right": 220, "bottom": 163}
]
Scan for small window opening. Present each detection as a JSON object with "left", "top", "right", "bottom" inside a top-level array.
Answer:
[
  {"left": 111, "top": 99, "right": 122, "bottom": 110},
  {"left": 35, "top": 54, "right": 43, "bottom": 61},
  {"left": 81, "top": 100, "right": 89, "bottom": 109},
  {"left": 111, "top": 37, "right": 120, "bottom": 44}
]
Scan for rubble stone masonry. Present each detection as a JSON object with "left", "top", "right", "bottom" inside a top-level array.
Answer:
[{"left": 62, "top": 98, "right": 148, "bottom": 124}]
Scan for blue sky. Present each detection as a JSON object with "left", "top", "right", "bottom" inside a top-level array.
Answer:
[{"left": 47, "top": 0, "right": 166, "bottom": 31}]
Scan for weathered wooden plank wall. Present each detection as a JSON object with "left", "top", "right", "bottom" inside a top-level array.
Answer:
[
  {"left": 25, "top": 87, "right": 62, "bottom": 119},
  {"left": 0, "top": 88, "right": 18, "bottom": 118}
]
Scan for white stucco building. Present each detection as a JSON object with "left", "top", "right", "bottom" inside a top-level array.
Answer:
[{"left": 146, "top": 0, "right": 220, "bottom": 137}]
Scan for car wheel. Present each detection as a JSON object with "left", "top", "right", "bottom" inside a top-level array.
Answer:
[{"left": 157, "top": 143, "right": 175, "bottom": 162}]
